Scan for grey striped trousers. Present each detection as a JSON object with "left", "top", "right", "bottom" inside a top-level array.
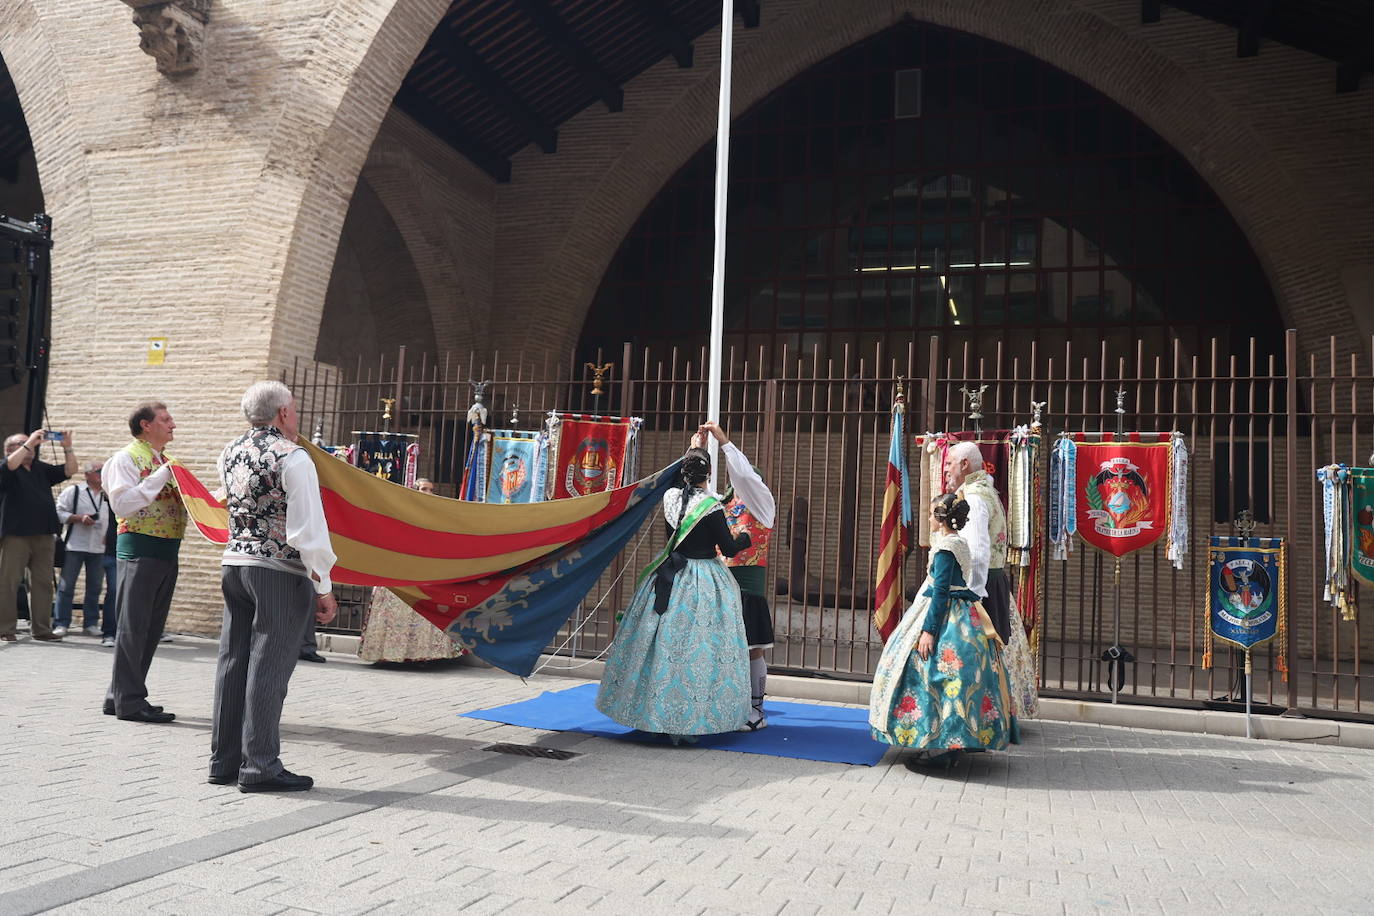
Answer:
[{"left": 210, "top": 565, "right": 314, "bottom": 784}]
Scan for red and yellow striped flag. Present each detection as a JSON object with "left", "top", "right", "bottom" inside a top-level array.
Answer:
[
  {"left": 171, "top": 439, "right": 666, "bottom": 587},
  {"left": 873, "top": 396, "right": 912, "bottom": 641}
]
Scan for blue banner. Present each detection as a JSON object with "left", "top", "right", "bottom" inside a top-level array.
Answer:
[
  {"left": 1208, "top": 536, "right": 1283, "bottom": 651},
  {"left": 485, "top": 430, "right": 547, "bottom": 504}
]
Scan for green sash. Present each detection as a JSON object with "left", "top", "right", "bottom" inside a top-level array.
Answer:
[{"left": 635, "top": 491, "right": 727, "bottom": 589}]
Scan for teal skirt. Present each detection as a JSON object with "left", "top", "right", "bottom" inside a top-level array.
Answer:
[
  {"left": 868, "top": 591, "right": 1012, "bottom": 752},
  {"left": 596, "top": 557, "right": 750, "bottom": 735}
]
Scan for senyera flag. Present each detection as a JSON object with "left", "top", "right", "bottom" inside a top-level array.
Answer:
[
  {"left": 1072, "top": 433, "right": 1173, "bottom": 559},
  {"left": 872, "top": 400, "right": 911, "bottom": 641},
  {"left": 170, "top": 441, "right": 682, "bottom": 676}
]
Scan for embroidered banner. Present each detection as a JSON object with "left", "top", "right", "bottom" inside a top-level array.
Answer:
[
  {"left": 546, "top": 413, "right": 641, "bottom": 499},
  {"left": 354, "top": 433, "right": 418, "bottom": 485},
  {"left": 1349, "top": 467, "right": 1374, "bottom": 589},
  {"left": 485, "top": 430, "right": 547, "bottom": 504},
  {"left": 1072, "top": 436, "right": 1173, "bottom": 559},
  {"left": 1207, "top": 536, "right": 1284, "bottom": 652}
]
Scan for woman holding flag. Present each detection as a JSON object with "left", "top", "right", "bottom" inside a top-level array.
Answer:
[
  {"left": 868, "top": 493, "right": 1013, "bottom": 767},
  {"left": 596, "top": 443, "right": 752, "bottom": 741}
]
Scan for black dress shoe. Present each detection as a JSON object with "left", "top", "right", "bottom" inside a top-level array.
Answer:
[
  {"left": 239, "top": 770, "right": 313, "bottom": 793},
  {"left": 117, "top": 708, "right": 176, "bottom": 724},
  {"left": 299, "top": 652, "right": 326, "bottom": 663},
  {"left": 103, "top": 702, "right": 163, "bottom": 716},
  {"left": 207, "top": 771, "right": 239, "bottom": 785}
]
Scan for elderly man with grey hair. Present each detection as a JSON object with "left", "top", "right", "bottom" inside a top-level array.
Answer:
[
  {"left": 209, "top": 380, "right": 337, "bottom": 792},
  {"left": 943, "top": 440, "right": 1008, "bottom": 641}
]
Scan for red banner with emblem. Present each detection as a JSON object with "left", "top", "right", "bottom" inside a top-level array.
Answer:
[
  {"left": 1073, "top": 436, "right": 1173, "bottom": 559},
  {"left": 548, "top": 414, "right": 639, "bottom": 499}
]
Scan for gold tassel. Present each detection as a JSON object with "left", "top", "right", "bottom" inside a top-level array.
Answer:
[{"left": 1202, "top": 560, "right": 1213, "bottom": 670}]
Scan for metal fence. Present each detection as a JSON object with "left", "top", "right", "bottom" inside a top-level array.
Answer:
[{"left": 288, "top": 329, "right": 1374, "bottom": 721}]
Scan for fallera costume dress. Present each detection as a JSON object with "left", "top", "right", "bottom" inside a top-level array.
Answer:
[
  {"left": 869, "top": 531, "right": 1013, "bottom": 753},
  {"left": 358, "top": 586, "right": 465, "bottom": 664},
  {"left": 595, "top": 486, "right": 752, "bottom": 736}
]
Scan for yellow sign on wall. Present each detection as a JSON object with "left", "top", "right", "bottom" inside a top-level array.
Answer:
[{"left": 147, "top": 337, "right": 168, "bottom": 365}]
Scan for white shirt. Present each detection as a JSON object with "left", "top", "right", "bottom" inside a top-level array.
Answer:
[
  {"left": 721, "top": 442, "right": 775, "bottom": 529},
  {"left": 962, "top": 493, "right": 991, "bottom": 598},
  {"left": 104, "top": 445, "right": 173, "bottom": 519},
  {"left": 56, "top": 483, "right": 110, "bottom": 554},
  {"left": 219, "top": 446, "right": 336, "bottom": 595}
]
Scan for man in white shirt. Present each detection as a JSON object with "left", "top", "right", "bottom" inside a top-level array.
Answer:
[
  {"left": 54, "top": 460, "right": 114, "bottom": 638},
  {"left": 208, "top": 381, "right": 337, "bottom": 793},
  {"left": 945, "top": 440, "right": 1011, "bottom": 642},
  {"left": 103, "top": 403, "right": 184, "bottom": 722}
]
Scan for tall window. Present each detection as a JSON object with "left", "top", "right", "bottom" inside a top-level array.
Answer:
[{"left": 578, "top": 23, "right": 1283, "bottom": 372}]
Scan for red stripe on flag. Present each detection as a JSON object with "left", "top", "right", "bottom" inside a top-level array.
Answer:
[{"left": 317, "top": 485, "right": 635, "bottom": 559}]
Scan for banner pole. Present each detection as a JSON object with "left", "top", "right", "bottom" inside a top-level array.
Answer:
[
  {"left": 705, "top": 0, "right": 734, "bottom": 492},
  {"left": 1245, "top": 650, "right": 1253, "bottom": 739},
  {"left": 1110, "top": 388, "right": 1126, "bottom": 705}
]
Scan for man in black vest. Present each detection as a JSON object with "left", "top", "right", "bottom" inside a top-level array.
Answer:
[{"left": 208, "top": 381, "right": 337, "bottom": 792}]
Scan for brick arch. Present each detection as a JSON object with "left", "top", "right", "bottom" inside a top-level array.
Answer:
[
  {"left": 243, "top": 0, "right": 452, "bottom": 373},
  {"left": 504, "top": 0, "right": 1347, "bottom": 360},
  {"left": 0, "top": 0, "right": 96, "bottom": 341},
  {"left": 316, "top": 177, "right": 437, "bottom": 369},
  {"left": 362, "top": 138, "right": 483, "bottom": 354}
]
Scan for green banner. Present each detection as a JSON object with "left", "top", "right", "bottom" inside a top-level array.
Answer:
[{"left": 1350, "top": 467, "right": 1374, "bottom": 588}]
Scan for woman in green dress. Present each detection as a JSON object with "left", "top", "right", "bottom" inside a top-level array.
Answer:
[{"left": 869, "top": 493, "right": 1013, "bottom": 767}]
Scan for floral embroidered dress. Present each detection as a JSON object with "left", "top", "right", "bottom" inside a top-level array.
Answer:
[
  {"left": 595, "top": 486, "right": 752, "bottom": 736},
  {"left": 868, "top": 532, "right": 1012, "bottom": 752},
  {"left": 358, "top": 587, "right": 465, "bottom": 664}
]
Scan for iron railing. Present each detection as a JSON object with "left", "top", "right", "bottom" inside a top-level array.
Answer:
[{"left": 288, "top": 329, "right": 1373, "bottom": 721}]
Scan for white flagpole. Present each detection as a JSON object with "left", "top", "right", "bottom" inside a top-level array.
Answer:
[{"left": 706, "top": 0, "right": 734, "bottom": 491}]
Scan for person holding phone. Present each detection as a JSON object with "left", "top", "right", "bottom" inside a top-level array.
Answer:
[{"left": 0, "top": 429, "right": 79, "bottom": 642}]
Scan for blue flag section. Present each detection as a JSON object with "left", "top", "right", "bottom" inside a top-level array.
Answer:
[
  {"left": 1208, "top": 536, "right": 1284, "bottom": 652},
  {"left": 430, "top": 460, "right": 683, "bottom": 677}
]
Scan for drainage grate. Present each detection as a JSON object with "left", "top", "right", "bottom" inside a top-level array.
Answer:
[{"left": 482, "top": 743, "right": 580, "bottom": 761}]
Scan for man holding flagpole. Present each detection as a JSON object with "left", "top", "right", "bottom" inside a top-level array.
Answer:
[{"left": 209, "top": 381, "right": 337, "bottom": 792}]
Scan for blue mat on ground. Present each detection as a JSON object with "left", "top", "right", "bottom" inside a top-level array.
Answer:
[{"left": 460, "top": 682, "right": 887, "bottom": 766}]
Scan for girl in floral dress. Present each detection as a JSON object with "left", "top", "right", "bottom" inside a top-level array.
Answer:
[{"left": 868, "top": 494, "right": 1013, "bottom": 767}]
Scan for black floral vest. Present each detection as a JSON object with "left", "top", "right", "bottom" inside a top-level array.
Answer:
[{"left": 221, "top": 427, "right": 301, "bottom": 562}]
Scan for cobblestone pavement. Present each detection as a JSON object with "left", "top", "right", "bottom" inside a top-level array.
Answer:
[{"left": 2, "top": 633, "right": 1372, "bottom": 916}]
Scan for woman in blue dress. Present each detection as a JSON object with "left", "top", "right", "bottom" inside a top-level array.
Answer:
[
  {"left": 596, "top": 446, "right": 752, "bottom": 740},
  {"left": 869, "top": 493, "right": 1013, "bottom": 767}
]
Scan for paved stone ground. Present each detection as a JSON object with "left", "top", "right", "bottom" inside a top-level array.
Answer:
[{"left": 2, "top": 633, "right": 1373, "bottom": 916}]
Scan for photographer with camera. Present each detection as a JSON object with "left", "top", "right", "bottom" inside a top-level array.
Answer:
[{"left": 1, "top": 429, "right": 79, "bottom": 642}]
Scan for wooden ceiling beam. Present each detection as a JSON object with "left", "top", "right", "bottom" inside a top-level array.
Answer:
[
  {"left": 430, "top": 25, "right": 557, "bottom": 154},
  {"left": 631, "top": 0, "right": 693, "bottom": 68},
  {"left": 516, "top": 0, "right": 624, "bottom": 113},
  {"left": 736, "top": 0, "right": 761, "bottom": 29}
]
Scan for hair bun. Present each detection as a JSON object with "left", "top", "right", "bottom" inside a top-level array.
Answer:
[
  {"left": 681, "top": 447, "right": 712, "bottom": 486},
  {"left": 931, "top": 493, "right": 971, "bottom": 531}
]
